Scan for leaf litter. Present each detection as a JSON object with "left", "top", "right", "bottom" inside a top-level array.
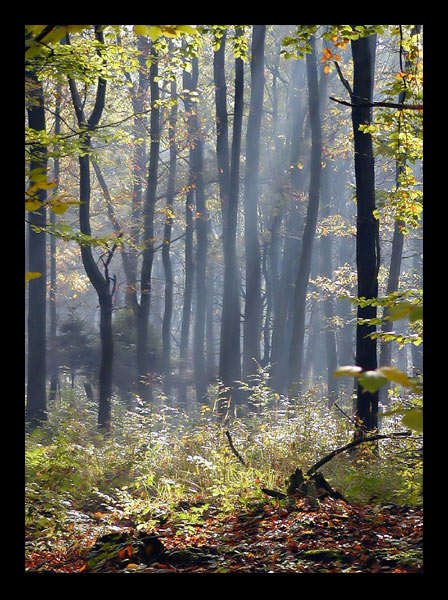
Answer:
[{"left": 25, "top": 495, "right": 422, "bottom": 573}]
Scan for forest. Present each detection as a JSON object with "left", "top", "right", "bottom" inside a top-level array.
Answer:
[{"left": 25, "top": 25, "right": 423, "bottom": 574}]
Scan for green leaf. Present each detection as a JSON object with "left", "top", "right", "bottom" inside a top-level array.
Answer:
[
  {"left": 408, "top": 306, "right": 423, "bottom": 323},
  {"left": 401, "top": 409, "right": 423, "bottom": 433},
  {"left": 387, "top": 302, "right": 414, "bottom": 321},
  {"left": 358, "top": 370, "right": 388, "bottom": 393}
]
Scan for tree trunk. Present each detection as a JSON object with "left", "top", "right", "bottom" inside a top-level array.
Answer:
[
  {"left": 48, "top": 84, "right": 61, "bottom": 404},
  {"left": 26, "top": 69, "right": 47, "bottom": 428},
  {"left": 215, "top": 30, "right": 243, "bottom": 410},
  {"left": 191, "top": 56, "right": 209, "bottom": 403},
  {"left": 351, "top": 32, "right": 379, "bottom": 432},
  {"left": 319, "top": 165, "right": 339, "bottom": 405},
  {"left": 270, "top": 57, "right": 306, "bottom": 394},
  {"left": 288, "top": 35, "right": 322, "bottom": 392},
  {"left": 243, "top": 25, "right": 266, "bottom": 379},
  {"left": 67, "top": 28, "right": 113, "bottom": 432},
  {"left": 137, "top": 43, "right": 160, "bottom": 404},
  {"left": 161, "top": 76, "right": 177, "bottom": 395}
]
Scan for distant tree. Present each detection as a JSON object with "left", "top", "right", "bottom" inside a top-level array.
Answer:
[
  {"left": 136, "top": 41, "right": 160, "bottom": 404},
  {"left": 270, "top": 57, "right": 307, "bottom": 395},
  {"left": 189, "top": 54, "right": 209, "bottom": 402},
  {"left": 288, "top": 35, "right": 323, "bottom": 392},
  {"left": 161, "top": 73, "right": 178, "bottom": 395},
  {"left": 243, "top": 25, "right": 266, "bottom": 380},
  {"left": 214, "top": 28, "right": 244, "bottom": 410}
]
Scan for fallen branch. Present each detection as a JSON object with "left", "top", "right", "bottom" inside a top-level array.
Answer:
[
  {"left": 225, "top": 430, "right": 248, "bottom": 467},
  {"left": 261, "top": 432, "right": 413, "bottom": 504},
  {"left": 306, "top": 431, "right": 412, "bottom": 477}
]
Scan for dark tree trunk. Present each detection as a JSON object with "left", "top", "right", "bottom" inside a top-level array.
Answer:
[
  {"left": 48, "top": 84, "right": 61, "bottom": 404},
  {"left": 351, "top": 32, "right": 379, "bottom": 432},
  {"left": 288, "top": 36, "right": 322, "bottom": 392},
  {"left": 26, "top": 70, "right": 47, "bottom": 428},
  {"left": 68, "top": 28, "right": 113, "bottom": 432},
  {"left": 137, "top": 43, "right": 160, "bottom": 404},
  {"left": 191, "top": 56, "right": 209, "bottom": 403},
  {"left": 215, "top": 30, "right": 243, "bottom": 410},
  {"left": 243, "top": 25, "right": 266, "bottom": 379}
]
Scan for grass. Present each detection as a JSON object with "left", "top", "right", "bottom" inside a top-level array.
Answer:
[{"left": 25, "top": 377, "right": 422, "bottom": 558}]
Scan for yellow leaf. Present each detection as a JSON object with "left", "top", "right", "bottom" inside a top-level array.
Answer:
[
  {"left": 175, "top": 25, "right": 199, "bottom": 37},
  {"left": 402, "top": 409, "right": 423, "bottom": 433},
  {"left": 159, "top": 25, "right": 181, "bottom": 38},
  {"left": 378, "top": 366, "right": 411, "bottom": 387},
  {"left": 25, "top": 200, "right": 42, "bottom": 211},
  {"left": 149, "top": 25, "right": 162, "bottom": 41},
  {"left": 134, "top": 25, "right": 150, "bottom": 36},
  {"left": 25, "top": 272, "right": 42, "bottom": 286},
  {"left": 50, "top": 202, "right": 70, "bottom": 215}
]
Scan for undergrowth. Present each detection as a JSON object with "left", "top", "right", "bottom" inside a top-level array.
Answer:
[{"left": 25, "top": 377, "right": 422, "bottom": 555}]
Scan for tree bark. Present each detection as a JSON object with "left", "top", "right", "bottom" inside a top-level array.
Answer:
[
  {"left": 67, "top": 27, "right": 113, "bottom": 431},
  {"left": 351, "top": 32, "right": 379, "bottom": 432},
  {"left": 26, "top": 69, "right": 47, "bottom": 428},
  {"left": 137, "top": 42, "right": 160, "bottom": 404},
  {"left": 243, "top": 25, "right": 266, "bottom": 380}
]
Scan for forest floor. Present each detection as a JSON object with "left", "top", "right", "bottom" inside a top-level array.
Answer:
[{"left": 25, "top": 494, "right": 423, "bottom": 574}]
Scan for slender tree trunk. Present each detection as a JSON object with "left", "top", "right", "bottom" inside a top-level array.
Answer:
[
  {"left": 68, "top": 28, "right": 113, "bottom": 432},
  {"left": 243, "top": 25, "right": 266, "bottom": 379},
  {"left": 48, "top": 84, "right": 61, "bottom": 404},
  {"left": 351, "top": 32, "right": 379, "bottom": 432},
  {"left": 161, "top": 77, "right": 177, "bottom": 395},
  {"left": 189, "top": 56, "right": 209, "bottom": 403},
  {"left": 215, "top": 30, "right": 243, "bottom": 410},
  {"left": 288, "top": 36, "right": 322, "bottom": 392},
  {"left": 127, "top": 35, "right": 150, "bottom": 305},
  {"left": 379, "top": 26, "right": 421, "bottom": 406},
  {"left": 137, "top": 43, "right": 160, "bottom": 404},
  {"left": 320, "top": 165, "right": 339, "bottom": 405},
  {"left": 26, "top": 70, "right": 47, "bottom": 428}
]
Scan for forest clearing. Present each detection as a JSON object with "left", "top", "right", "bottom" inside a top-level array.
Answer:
[{"left": 25, "top": 25, "right": 423, "bottom": 574}]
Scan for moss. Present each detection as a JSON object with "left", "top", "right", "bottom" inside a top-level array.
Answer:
[{"left": 301, "top": 548, "right": 350, "bottom": 563}]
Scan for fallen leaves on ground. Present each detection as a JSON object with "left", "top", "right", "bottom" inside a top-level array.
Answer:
[{"left": 25, "top": 497, "right": 422, "bottom": 573}]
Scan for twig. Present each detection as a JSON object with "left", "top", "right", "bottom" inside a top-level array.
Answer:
[
  {"left": 329, "top": 96, "right": 423, "bottom": 111},
  {"left": 225, "top": 430, "right": 248, "bottom": 467}
]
